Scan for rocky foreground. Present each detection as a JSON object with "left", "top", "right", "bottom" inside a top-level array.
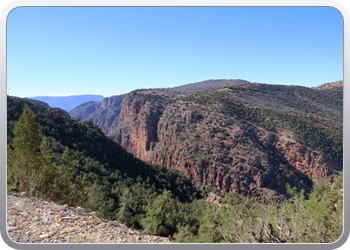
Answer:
[{"left": 6, "top": 192, "right": 171, "bottom": 244}]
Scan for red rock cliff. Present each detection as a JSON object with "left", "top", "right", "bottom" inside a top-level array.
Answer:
[{"left": 115, "top": 89, "right": 342, "bottom": 198}]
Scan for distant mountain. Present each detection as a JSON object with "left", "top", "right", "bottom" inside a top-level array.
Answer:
[
  {"left": 26, "top": 95, "right": 104, "bottom": 112},
  {"left": 69, "top": 94, "right": 126, "bottom": 135},
  {"left": 23, "top": 98, "right": 50, "bottom": 108}
]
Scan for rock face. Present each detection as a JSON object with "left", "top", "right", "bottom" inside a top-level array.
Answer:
[
  {"left": 115, "top": 82, "right": 343, "bottom": 198},
  {"left": 69, "top": 94, "right": 126, "bottom": 135}
]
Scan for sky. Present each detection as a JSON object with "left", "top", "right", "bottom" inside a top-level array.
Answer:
[{"left": 7, "top": 7, "right": 343, "bottom": 98}]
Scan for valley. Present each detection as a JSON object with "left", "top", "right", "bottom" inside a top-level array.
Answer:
[
  {"left": 71, "top": 79, "right": 343, "bottom": 199},
  {"left": 7, "top": 79, "right": 343, "bottom": 243}
]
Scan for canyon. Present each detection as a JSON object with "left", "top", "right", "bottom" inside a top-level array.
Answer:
[{"left": 72, "top": 80, "right": 343, "bottom": 198}]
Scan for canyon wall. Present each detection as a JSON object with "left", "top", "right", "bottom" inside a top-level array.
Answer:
[{"left": 115, "top": 89, "right": 342, "bottom": 198}]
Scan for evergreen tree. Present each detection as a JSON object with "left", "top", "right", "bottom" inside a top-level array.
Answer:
[
  {"left": 49, "top": 147, "right": 77, "bottom": 203},
  {"left": 141, "top": 189, "right": 178, "bottom": 236},
  {"left": 35, "top": 136, "right": 56, "bottom": 198},
  {"left": 7, "top": 106, "right": 42, "bottom": 193}
]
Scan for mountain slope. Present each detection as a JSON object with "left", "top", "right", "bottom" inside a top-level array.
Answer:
[
  {"left": 114, "top": 81, "right": 343, "bottom": 198},
  {"left": 7, "top": 96, "right": 202, "bottom": 229},
  {"left": 312, "top": 80, "right": 343, "bottom": 99},
  {"left": 69, "top": 94, "right": 126, "bottom": 135},
  {"left": 165, "top": 79, "right": 250, "bottom": 92},
  {"left": 27, "top": 94, "right": 104, "bottom": 112}
]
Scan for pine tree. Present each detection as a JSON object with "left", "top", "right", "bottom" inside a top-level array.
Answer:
[
  {"left": 50, "top": 147, "right": 77, "bottom": 203},
  {"left": 7, "top": 106, "right": 42, "bottom": 193},
  {"left": 141, "top": 189, "right": 178, "bottom": 236},
  {"left": 36, "top": 136, "right": 57, "bottom": 198}
]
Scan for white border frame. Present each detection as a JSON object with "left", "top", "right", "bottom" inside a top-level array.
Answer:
[{"left": 1, "top": 1, "right": 348, "bottom": 249}]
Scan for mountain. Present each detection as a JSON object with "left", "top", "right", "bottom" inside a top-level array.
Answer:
[
  {"left": 6, "top": 86, "right": 344, "bottom": 242},
  {"left": 26, "top": 94, "right": 104, "bottom": 112},
  {"left": 69, "top": 80, "right": 249, "bottom": 135},
  {"left": 113, "top": 81, "right": 343, "bottom": 198},
  {"left": 24, "top": 98, "right": 50, "bottom": 108},
  {"left": 69, "top": 94, "right": 126, "bottom": 135},
  {"left": 7, "top": 96, "right": 202, "bottom": 229}
]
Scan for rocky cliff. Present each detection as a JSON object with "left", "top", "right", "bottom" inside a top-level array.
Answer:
[
  {"left": 115, "top": 82, "right": 342, "bottom": 198},
  {"left": 69, "top": 94, "right": 126, "bottom": 135}
]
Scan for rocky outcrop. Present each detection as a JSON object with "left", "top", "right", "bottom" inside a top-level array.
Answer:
[
  {"left": 115, "top": 86, "right": 342, "bottom": 198},
  {"left": 100, "top": 95, "right": 124, "bottom": 109},
  {"left": 116, "top": 98, "right": 159, "bottom": 158}
]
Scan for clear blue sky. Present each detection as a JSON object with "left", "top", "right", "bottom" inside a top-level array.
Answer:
[{"left": 7, "top": 7, "right": 343, "bottom": 98}]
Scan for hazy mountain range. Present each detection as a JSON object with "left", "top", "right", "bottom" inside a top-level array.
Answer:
[{"left": 26, "top": 94, "right": 104, "bottom": 112}]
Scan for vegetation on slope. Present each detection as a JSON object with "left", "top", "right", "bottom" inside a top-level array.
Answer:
[
  {"left": 7, "top": 96, "right": 201, "bottom": 229},
  {"left": 178, "top": 83, "right": 342, "bottom": 162},
  {"left": 7, "top": 89, "right": 343, "bottom": 243},
  {"left": 165, "top": 79, "right": 250, "bottom": 92},
  {"left": 115, "top": 82, "right": 342, "bottom": 199},
  {"left": 177, "top": 175, "right": 343, "bottom": 243}
]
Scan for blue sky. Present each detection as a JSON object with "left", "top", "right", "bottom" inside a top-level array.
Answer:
[{"left": 7, "top": 7, "right": 343, "bottom": 98}]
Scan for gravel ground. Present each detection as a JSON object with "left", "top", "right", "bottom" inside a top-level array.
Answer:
[{"left": 6, "top": 191, "right": 171, "bottom": 244}]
